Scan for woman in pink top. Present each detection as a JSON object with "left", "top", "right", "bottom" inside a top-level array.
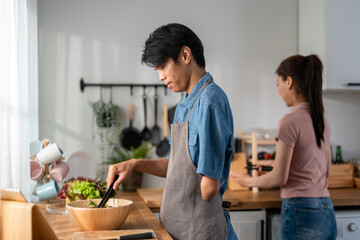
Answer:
[{"left": 231, "top": 54, "right": 337, "bottom": 240}]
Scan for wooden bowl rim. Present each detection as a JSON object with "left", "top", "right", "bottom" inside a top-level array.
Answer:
[{"left": 66, "top": 198, "right": 133, "bottom": 211}]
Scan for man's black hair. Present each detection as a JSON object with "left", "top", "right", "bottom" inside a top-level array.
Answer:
[{"left": 141, "top": 23, "right": 205, "bottom": 68}]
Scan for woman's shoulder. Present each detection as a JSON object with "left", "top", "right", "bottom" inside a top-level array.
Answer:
[{"left": 278, "top": 112, "right": 298, "bottom": 129}]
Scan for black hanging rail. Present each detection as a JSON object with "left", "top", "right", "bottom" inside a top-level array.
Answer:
[{"left": 80, "top": 78, "right": 168, "bottom": 95}]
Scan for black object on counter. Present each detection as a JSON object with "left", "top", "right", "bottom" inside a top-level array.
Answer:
[
  {"left": 234, "top": 138, "right": 242, "bottom": 153},
  {"left": 121, "top": 104, "right": 141, "bottom": 150},
  {"left": 118, "top": 232, "right": 155, "bottom": 240},
  {"left": 98, "top": 174, "right": 119, "bottom": 208},
  {"left": 245, "top": 166, "right": 273, "bottom": 171}
]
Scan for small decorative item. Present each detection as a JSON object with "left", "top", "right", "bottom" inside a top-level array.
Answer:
[{"left": 104, "top": 142, "right": 153, "bottom": 191}]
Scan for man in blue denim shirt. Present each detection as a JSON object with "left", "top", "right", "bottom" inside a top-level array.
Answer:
[{"left": 107, "top": 23, "right": 237, "bottom": 240}]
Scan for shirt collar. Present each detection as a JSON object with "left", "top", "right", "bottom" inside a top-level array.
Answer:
[
  {"left": 180, "top": 72, "right": 212, "bottom": 109},
  {"left": 292, "top": 102, "right": 310, "bottom": 111}
]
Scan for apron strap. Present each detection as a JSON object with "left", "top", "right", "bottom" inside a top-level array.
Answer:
[
  {"left": 186, "top": 78, "right": 213, "bottom": 121},
  {"left": 176, "top": 78, "right": 213, "bottom": 123}
]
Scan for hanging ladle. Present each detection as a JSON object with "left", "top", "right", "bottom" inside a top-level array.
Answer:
[{"left": 140, "top": 86, "right": 151, "bottom": 141}]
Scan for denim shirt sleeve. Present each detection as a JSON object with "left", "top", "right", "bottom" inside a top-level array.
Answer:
[{"left": 196, "top": 103, "right": 231, "bottom": 180}]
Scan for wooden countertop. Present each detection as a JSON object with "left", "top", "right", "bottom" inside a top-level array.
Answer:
[
  {"left": 229, "top": 188, "right": 360, "bottom": 210},
  {"left": 137, "top": 188, "right": 360, "bottom": 211},
  {"left": 136, "top": 188, "right": 239, "bottom": 212},
  {"left": 37, "top": 191, "right": 172, "bottom": 240}
]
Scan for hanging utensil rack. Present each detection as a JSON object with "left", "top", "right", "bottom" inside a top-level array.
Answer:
[{"left": 80, "top": 78, "right": 168, "bottom": 95}]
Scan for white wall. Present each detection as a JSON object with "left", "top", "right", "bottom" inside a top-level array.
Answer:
[{"left": 38, "top": 0, "right": 360, "bottom": 187}]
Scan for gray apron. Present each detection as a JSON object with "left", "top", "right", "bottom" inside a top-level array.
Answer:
[{"left": 160, "top": 79, "right": 227, "bottom": 240}]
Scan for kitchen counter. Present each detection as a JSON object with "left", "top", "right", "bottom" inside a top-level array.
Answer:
[
  {"left": 137, "top": 188, "right": 360, "bottom": 211},
  {"left": 38, "top": 191, "right": 172, "bottom": 240}
]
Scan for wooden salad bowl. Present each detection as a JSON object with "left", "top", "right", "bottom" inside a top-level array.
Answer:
[{"left": 66, "top": 198, "right": 133, "bottom": 231}]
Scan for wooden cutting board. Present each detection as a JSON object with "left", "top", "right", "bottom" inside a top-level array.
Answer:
[
  {"left": 137, "top": 188, "right": 239, "bottom": 207},
  {"left": 72, "top": 229, "right": 157, "bottom": 240},
  {"left": 227, "top": 153, "right": 249, "bottom": 190}
]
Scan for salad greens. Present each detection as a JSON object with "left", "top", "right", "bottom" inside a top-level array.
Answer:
[{"left": 57, "top": 177, "right": 107, "bottom": 204}]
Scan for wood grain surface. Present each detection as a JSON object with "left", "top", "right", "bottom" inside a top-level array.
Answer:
[
  {"left": 72, "top": 229, "right": 156, "bottom": 240},
  {"left": 137, "top": 188, "right": 360, "bottom": 211},
  {"left": 37, "top": 191, "right": 172, "bottom": 240},
  {"left": 136, "top": 188, "right": 239, "bottom": 212}
]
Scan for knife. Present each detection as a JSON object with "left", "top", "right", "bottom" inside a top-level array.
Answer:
[
  {"left": 245, "top": 166, "right": 273, "bottom": 171},
  {"left": 102, "top": 231, "right": 155, "bottom": 240}
]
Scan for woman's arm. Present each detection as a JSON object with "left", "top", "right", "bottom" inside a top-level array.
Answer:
[{"left": 231, "top": 139, "right": 293, "bottom": 188}]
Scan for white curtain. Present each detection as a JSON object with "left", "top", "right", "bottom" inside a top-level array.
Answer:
[{"left": 0, "top": 0, "right": 38, "bottom": 202}]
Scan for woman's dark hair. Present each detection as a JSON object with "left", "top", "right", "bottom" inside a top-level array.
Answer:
[
  {"left": 276, "top": 54, "right": 325, "bottom": 148},
  {"left": 141, "top": 23, "right": 205, "bottom": 68}
]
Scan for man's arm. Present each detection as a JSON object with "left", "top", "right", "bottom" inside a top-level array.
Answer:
[
  {"left": 200, "top": 176, "right": 220, "bottom": 201},
  {"left": 107, "top": 158, "right": 168, "bottom": 190}
]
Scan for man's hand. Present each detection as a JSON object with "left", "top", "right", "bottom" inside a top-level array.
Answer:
[
  {"left": 106, "top": 157, "right": 169, "bottom": 190},
  {"left": 107, "top": 159, "right": 137, "bottom": 190}
]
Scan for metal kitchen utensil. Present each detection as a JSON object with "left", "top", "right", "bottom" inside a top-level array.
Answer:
[
  {"left": 98, "top": 174, "right": 119, "bottom": 208},
  {"left": 156, "top": 103, "right": 170, "bottom": 157},
  {"left": 151, "top": 87, "right": 160, "bottom": 145},
  {"left": 120, "top": 104, "right": 141, "bottom": 150},
  {"left": 140, "top": 87, "right": 151, "bottom": 141}
]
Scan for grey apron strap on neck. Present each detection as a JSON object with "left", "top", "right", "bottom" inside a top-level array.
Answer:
[
  {"left": 175, "top": 78, "right": 213, "bottom": 123},
  {"left": 185, "top": 78, "right": 213, "bottom": 122}
]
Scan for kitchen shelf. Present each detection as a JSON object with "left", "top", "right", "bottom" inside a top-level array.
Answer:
[{"left": 239, "top": 132, "right": 276, "bottom": 193}]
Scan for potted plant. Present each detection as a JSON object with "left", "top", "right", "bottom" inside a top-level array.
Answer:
[
  {"left": 90, "top": 100, "right": 122, "bottom": 180},
  {"left": 90, "top": 100, "right": 120, "bottom": 128},
  {"left": 105, "top": 141, "right": 153, "bottom": 191}
]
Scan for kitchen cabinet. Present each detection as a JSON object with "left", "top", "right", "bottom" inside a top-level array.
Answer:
[
  {"left": 230, "top": 210, "right": 266, "bottom": 240},
  {"left": 239, "top": 132, "right": 276, "bottom": 193},
  {"left": 299, "top": 0, "right": 360, "bottom": 91},
  {"left": 155, "top": 207, "right": 267, "bottom": 240}
]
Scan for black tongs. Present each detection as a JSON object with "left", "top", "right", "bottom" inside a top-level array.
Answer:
[{"left": 98, "top": 174, "right": 119, "bottom": 208}]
